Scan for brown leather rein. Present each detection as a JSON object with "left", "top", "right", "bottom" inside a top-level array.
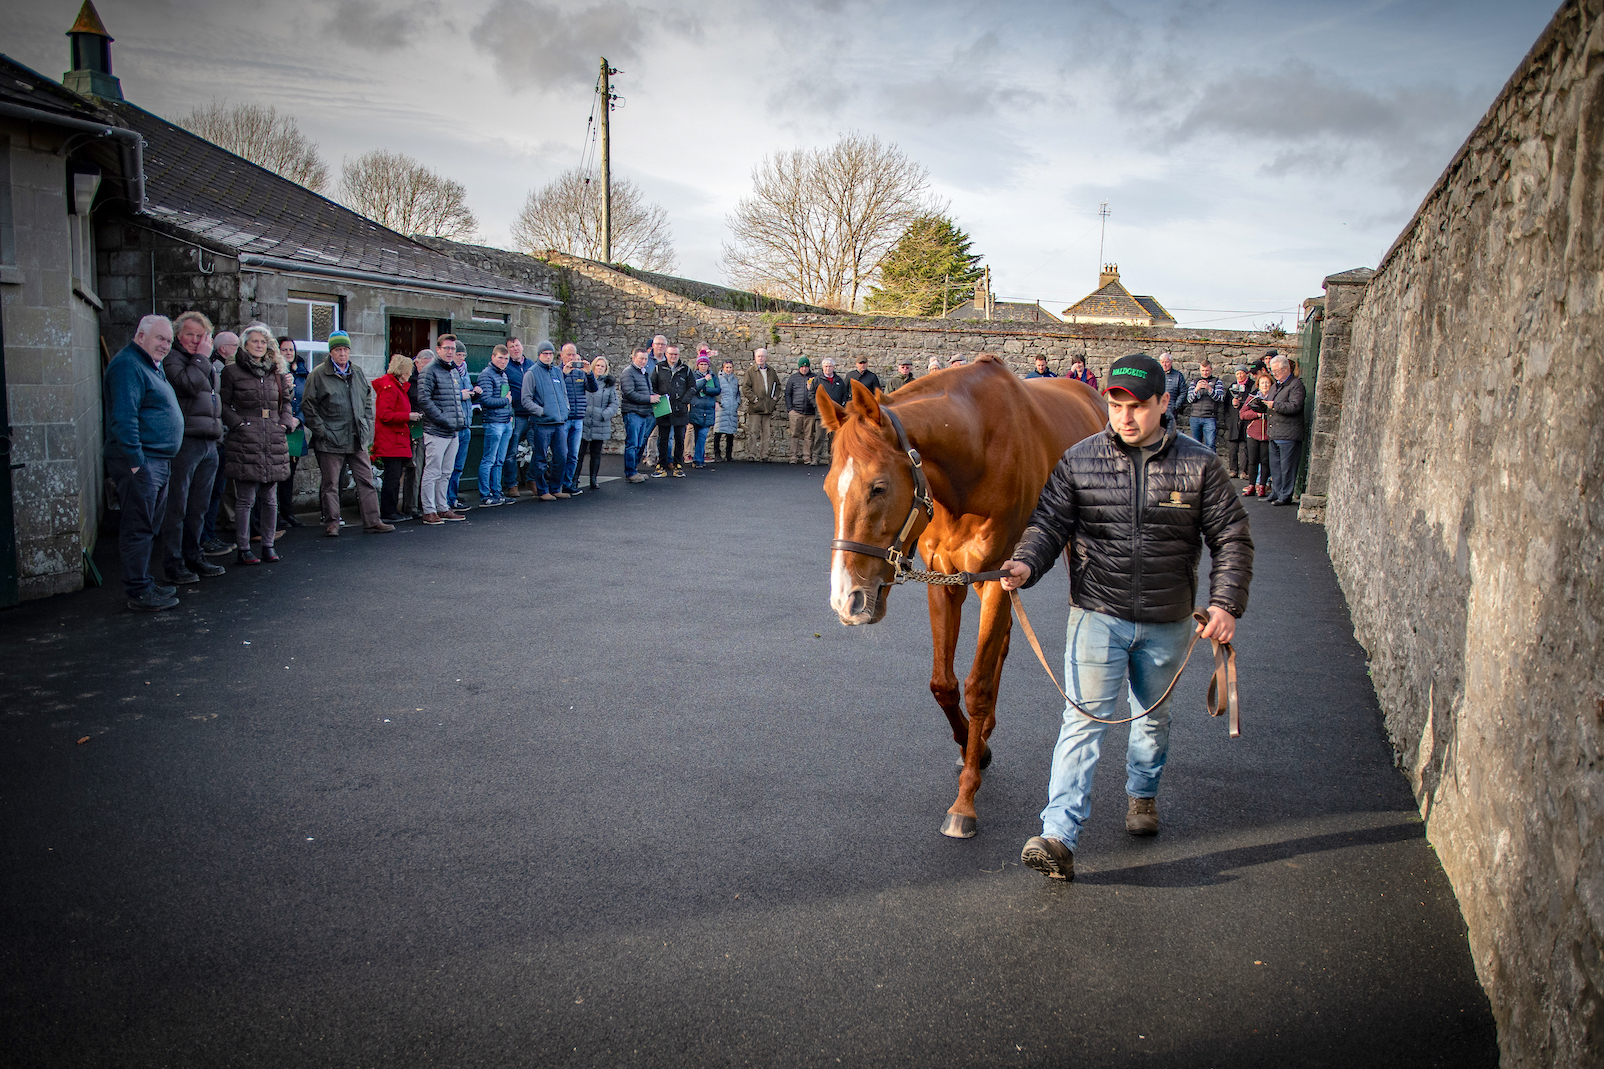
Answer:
[{"left": 827, "top": 408, "right": 1241, "bottom": 736}]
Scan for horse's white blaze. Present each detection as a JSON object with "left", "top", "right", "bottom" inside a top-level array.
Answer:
[
  {"left": 830, "top": 458, "right": 859, "bottom": 615},
  {"left": 834, "top": 458, "right": 856, "bottom": 535}
]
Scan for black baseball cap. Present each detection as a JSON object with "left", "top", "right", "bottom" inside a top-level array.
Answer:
[{"left": 1104, "top": 354, "right": 1165, "bottom": 401}]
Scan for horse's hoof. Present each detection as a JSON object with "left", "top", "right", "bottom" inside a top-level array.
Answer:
[
  {"left": 954, "top": 745, "right": 993, "bottom": 771},
  {"left": 941, "top": 813, "right": 978, "bottom": 838}
]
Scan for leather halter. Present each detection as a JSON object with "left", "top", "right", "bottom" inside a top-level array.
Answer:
[{"left": 828, "top": 408, "right": 934, "bottom": 584}]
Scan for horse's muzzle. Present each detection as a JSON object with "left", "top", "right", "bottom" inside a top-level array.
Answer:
[{"left": 837, "top": 584, "right": 888, "bottom": 626}]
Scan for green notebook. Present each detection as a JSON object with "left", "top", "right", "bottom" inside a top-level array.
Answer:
[
  {"left": 652, "top": 396, "right": 672, "bottom": 418},
  {"left": 286, "top": 427, "right": 305, "bottom": 458}
]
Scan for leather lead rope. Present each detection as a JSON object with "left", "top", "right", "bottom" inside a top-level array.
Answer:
[{"left": 1009, "top": 594, "right": 1240, "bottom": 737}]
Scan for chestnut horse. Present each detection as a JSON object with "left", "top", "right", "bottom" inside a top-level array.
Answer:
[{"left": 818, "top": 356, "right": 1108, "bottom": 837}]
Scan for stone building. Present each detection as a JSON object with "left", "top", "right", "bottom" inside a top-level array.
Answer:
[
  {"left": 0, "top": 48, "right": 142, "bottom": 604},
  {"left": 0, "top": 2, "right": 559, "bottom": 603},
  {"left": 1061, "top": 264, "right": 1177, "bottom": 327}
]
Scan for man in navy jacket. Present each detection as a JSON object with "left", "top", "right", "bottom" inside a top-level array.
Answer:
[{"left": 104, "top": 315, "right": 185, "bottom": 611}]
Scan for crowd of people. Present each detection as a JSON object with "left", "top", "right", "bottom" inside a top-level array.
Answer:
[{"left": 101, "top": 309, "right": 1303, "bottom": 612}]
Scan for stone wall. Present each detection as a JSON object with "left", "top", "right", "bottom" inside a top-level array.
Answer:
[
  {"left": 424, "top": 239, "right": 1289, "bottom": 460},
  {"left": 1297, "top": 268, "right": 1374, "bottom": 524},
  {"left": 1323, "top": 3, "right": 1603, "bottom": 1065},
  {"left": 2, "top": 124, "right": 106, "bottom": 600}
]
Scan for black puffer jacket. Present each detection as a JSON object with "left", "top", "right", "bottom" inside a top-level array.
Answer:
[
  {"left": 784, "top": 371, "right": 819, "bottom": 415},
  {"left": 651, "top": 361, "right": 694, "bottom": 425},
  {"left": 162, "top": 345, "right": 223, "bottom": 440},
  {"left": 416, "top": 358, "right": 467, "bottom": 438},
  {"left": 1011, "top": 421, "right": 1253, "bottom": 621}
]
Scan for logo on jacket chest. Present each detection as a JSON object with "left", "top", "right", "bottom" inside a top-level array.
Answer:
[{"left": 1156, "top": 490, "right": 1190, "bottom": 508}]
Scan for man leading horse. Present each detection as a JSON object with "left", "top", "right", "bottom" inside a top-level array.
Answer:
[{"left": 999, "top": 353, "right": 1253, "bottom": 882}]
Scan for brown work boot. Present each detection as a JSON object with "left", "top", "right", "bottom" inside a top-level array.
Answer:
[
  {"left": 323, "top": 522, "right": 339, "bottom": 537},
  {"left": 1126, "top": 796, "right": 1159, "bottom": 836},
  {"left": 364, "top": 521, "right": 396, "bottom": 533},
  {"left": 1020, "top": 836, "right": 1074, "bottom": 881}
]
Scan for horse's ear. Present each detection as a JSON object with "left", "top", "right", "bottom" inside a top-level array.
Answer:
[
  {"left": 817, "top": 385, "right": 847, "bottom": 432},
  {"left": 847, "top": 377, "right": 883, "bottom": 425}
]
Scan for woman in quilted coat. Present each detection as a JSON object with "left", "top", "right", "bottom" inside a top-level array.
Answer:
[{"left": 220, "top": 323, "right": 295, "bottom": 564}]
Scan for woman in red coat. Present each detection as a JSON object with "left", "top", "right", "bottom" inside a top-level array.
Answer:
[{"left": 373, "top": 354, "right": 419, "bottom": 522}]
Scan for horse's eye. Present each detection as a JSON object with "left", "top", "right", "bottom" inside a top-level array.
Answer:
[{"left": 869, "top": 484, "right": 887, "bottom": 498}]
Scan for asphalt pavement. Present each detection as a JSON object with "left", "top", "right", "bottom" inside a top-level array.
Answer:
[{"left": 0, "top": 458, "right": 1496, "bottom": 1068}]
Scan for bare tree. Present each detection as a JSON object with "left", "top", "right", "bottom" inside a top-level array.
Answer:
[
  {"left": 722, "top": 133, "right": 932, "bottom": 309},
  {"left": 511, "top": 169, "right": 676, "bottom": 272},
  {"left": 338, "top": 150, "right": 478, "bottom": 240},
  {"left": 179, "top": 100, "right": 330, "bottom": 192}
]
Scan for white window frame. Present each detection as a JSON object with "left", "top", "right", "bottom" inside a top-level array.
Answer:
[{"left": 287, "top": 293, "right": 342, "bottom": 354}]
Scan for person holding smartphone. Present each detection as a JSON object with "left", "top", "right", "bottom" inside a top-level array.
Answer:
[{"left": 475, "top": 344, "right": 515, "bottom": 506}]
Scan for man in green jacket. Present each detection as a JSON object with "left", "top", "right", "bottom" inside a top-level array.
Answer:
[{"left": 301, "top": 331, "right": 393, "bottom": 537}]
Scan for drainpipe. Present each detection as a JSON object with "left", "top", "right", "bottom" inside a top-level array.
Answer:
[{"left": 0, "top": 101, "right": 144, "bottom": 213}]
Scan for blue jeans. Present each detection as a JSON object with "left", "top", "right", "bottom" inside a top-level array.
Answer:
[
  {"left": 447, "top": 426, "right": 471, "bottom": 504},
  {"left": 503, "top": 415, "right": 529, "bottom": 490},
  {"left": 531, "top": 422, "right": 567, "bottom": 493},
  {"left": 1041, "top": 607, "right": 1196, "bottom": 849},
  {"left": 1269, "top": 439, "right": 1301, "bottom": 503},
  {"left": 623, "top": 413, "right": 654, "bottom": 477},
  {"left": 1189, "top": 417, "right": 1217, "bottom": 452},
  {"left": 692, "top": 424, "right": 711, "bottom": 465},
  {"left": 478, "top": 420, "right": 513, "bottom": 500},
  {"left": 560, "top": 419, "right": 584, "bottom": 490}
]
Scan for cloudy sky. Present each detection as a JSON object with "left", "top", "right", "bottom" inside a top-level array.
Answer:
[{"left": 8, "top": 0, "right": 1560, "bottom": 326}]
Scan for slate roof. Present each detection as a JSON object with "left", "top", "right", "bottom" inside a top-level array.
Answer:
[
  {"left": 0, "top": 53, "right": 112, "bottom": 122},
  {"left": 95, "top": 97, "right": 553, "bottom": 301},
  {"left": 946, "top": 300, "right": 1063, "bottom": 323},
  {"left": 1062, "top": 278, "right": 1157, "bottom": 322},
  {"left": 1132, "top": 294, "right": 1177, "bottom": 325}
]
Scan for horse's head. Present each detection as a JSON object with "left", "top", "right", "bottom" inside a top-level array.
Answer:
[{"left": 818, "top": 378, "right": 929, "bottom": 626}]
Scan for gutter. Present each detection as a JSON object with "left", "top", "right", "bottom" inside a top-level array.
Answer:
[
  {"left": 237, "top": 253, "right": 561, "bottom": 309},
  {"left": 0, "top": 100, "right": 144, "bottom": 213}
]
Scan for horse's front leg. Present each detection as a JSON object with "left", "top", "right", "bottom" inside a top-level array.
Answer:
[
  {"left": 927, "top": 582, "right": 973, "bottom": 753},
  {"left": 942, "top": 580, "right": 1013, "bottom": 839}
]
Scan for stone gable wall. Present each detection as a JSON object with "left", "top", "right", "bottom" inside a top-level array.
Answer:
[{"left": 1323, "top": 3, "right": 1604, "bottom": 1064}]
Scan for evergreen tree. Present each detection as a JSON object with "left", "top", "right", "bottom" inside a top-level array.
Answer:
[{"left": 864, "top": 215, "right": 984, "bottom": 316}]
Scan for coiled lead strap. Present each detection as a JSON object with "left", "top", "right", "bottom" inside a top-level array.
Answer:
[{"left": 1009, "top": 593, "right": 1241, "bottom": 737}]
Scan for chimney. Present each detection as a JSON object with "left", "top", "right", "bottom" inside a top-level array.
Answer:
[
  {"left": 63, "top": 1, "right": 123, "bottom": 102},
  {"left": 1099, "top": 263, "right": 1119, "bottom": 288}
]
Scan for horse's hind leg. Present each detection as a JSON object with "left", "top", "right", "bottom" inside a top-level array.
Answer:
[
  {"left": 927, "top": 583, "right": 973, "bottom": 756},
  {"left": 943, "top": 582, "right": 1013, "bottom": 839}
]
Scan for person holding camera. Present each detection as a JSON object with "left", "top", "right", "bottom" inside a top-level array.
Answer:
[
  {"left": 1225, "top": 367, "right": 1253, "bottom": 478},
  {"left": 1239, "top": 369, "right": 1274, "bottom": 498},
  {"left": 1186, "top": 359, "right": 1226, "bottom": 452}
]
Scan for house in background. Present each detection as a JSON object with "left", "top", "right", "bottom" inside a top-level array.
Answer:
[
  {"left": 943, "top": 267, "right": 1065, "bottom": 323},
  {"left": 0, "top": 1, "right": 561, "bottom": 604},
  {"left": 1061, "top": 265, "right": 1177, "bottom": 327}
]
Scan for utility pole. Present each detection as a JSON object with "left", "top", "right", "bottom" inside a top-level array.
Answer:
[
  {"left": 1097, "top": 201, "right": 1110, "bottom": 273},
  {"left": 599, "top": 56, "right": 612, "bottom": 264}
]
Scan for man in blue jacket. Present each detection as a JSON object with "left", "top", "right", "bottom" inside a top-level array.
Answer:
[
  {"left": 103, "top": 315, "right": 186, "bottom": 611},
  {"left": 502, "top": 338, "right": 533, "bottom": 496},
  {"left": 520, "top": 340, "right": 571, "bottom": 500},
  {"left": 559, "top": 343, "right": 598, "bottom": 495},
  {"left": 619, "top": 348, "right": 657, "bottom": 483}
]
